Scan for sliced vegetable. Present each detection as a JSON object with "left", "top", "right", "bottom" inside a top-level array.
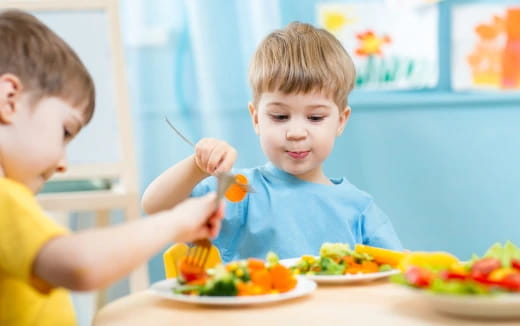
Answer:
[
  {"left": 354, "top": 244, "right": 405, "bottom": 267},
  {"left": 398, "top": 251, "right": 459, "bottom": 272},
  {"left": 269, "top": 264, "right": 297, "bottom": 292},
  {"left": 178, "top": 257, "right": 207, "bottom": 283},
  {"left": 404, "top": 266, "right": 434, "bottom": 288},
  {"left": 498, "top": 274, "right": 520, "bottom": 291},
  {"left": 225, "top": 174, "right": 248, "bottom": 202},
  {"left": 470, "top": 257, "right": 501, "bottom": 279}
]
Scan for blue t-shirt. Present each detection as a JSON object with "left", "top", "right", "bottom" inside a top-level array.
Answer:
[{"left": 192, "top": 162, "right": 402, "bottom": 263}]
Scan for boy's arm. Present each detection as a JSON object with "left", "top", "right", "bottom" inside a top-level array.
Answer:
[
  {"left": 33, "top": 193, "right": 224, "bottom": 291},
  {"left": 142, "top": 139, "right": 237, "bottom": 214},
  {"left": 142, "top": 155, "right": 208, "bottom": 214}
]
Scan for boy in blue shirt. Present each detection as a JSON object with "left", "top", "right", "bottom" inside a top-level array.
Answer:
[{"left": 143, "top": 22, "right": 402, "bottom": 262}]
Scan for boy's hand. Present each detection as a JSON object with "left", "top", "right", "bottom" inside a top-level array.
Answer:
[
  {"left": 170, "top": 193, "right": 225, "bottom": 243},
  {"left": 194, "top": 138, "right": 237, "bottom": 175}
]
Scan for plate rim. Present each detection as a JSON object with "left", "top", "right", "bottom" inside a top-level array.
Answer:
[
  {"left": 149, "top": 275, "right": 317, "bottom": 306},
  {"left": 403, "top": 285, "right": 520, "bottom": 318}
]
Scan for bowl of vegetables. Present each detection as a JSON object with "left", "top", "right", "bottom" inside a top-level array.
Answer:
[{"left": 393, "top": 241, "right": 520, "bottom": 319}]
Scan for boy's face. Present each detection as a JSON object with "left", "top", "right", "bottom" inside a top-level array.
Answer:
[
  {"left": 0, "top": 75, "right": 85, "bottom": 193},
  {"left": 249, "top": 90, "right": 350, "bottom": 182}
]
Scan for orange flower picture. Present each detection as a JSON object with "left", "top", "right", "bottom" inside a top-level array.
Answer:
[
  {"left": 452, "top": 5, "right": 520, "bottom": 90},
  {"left": 317, "top": 3, "right": 438, "bottom": 90}
]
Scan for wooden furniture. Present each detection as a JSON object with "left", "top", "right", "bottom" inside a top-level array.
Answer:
[
  {"left": 0, "top": 0, "right": 148, "bottom": 302},
  {"left": 93, "top": 281, "right": 519, "bottom": 326}
]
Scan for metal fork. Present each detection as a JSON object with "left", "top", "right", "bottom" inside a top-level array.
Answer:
[
  {"left": 165, "top": 116, "right": 255, "bottom": 193},
  {"left": 183, "top": 238, "right": 212, "bottom": 272},
  {"left": 183, "top": 173, "right": 235, "bottom": 271}
]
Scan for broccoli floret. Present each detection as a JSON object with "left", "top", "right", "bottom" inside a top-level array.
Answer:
[
  {"left": 199, "top": 277, "right": 238, "bottom": 296},
  {"left": 318, "top": 257, "right": 345, "bottom": 275},
  {"left": 198, "top": 264, "right": 238, "bottom": 296}
]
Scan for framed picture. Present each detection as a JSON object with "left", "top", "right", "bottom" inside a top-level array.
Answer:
[
  {"left": 317, "top": 3, "right": 439, "bottom": 90},
  {"left": 452, "top": 5, "right": 520, "bottom": 91}
]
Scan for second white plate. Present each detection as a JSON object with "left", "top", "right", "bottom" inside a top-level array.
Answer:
[
  {"left": 280, "top": 257, "right": 400, "bottom": 284},
  {"left": 406, "top": 287, "right": 520, "bottom": 319}
]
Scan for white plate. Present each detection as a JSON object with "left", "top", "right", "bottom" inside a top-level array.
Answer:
[
  {"left": 149, "top": 275, "right": 316, "bottom": 306},
  {"left": 280, "top": 257, "right": 400, "bottom": 284},
  {"left": 409, "top": 288, "right": 520, "bottom": 319}
]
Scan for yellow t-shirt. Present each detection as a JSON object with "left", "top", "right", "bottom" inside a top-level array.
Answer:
[{"left": 0, "top": 178, "right": 76, "bottom": 325}]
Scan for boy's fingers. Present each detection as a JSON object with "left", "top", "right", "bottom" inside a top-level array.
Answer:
[
  {"left": 206, "top": 146, "right": 226, "bottom": 173},
  {"left": 213, "top": 149, "right": 236, "bottom": 175},
  {"left": 215, "top": 159, "right": 232, "bottom": 175},
  {"left": 207, "top": 210, "right": 223, "bottom": 225},
  {"left": 195, "top": 139, "right": 214, "bottom": 172},
  {"left": 208, "top": 219, "right": 222, "bottom": 238}
]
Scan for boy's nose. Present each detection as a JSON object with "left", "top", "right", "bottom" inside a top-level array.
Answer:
[
  {"left": 55, "top": 155, "right": 68, "bottom": 173},
  {"left": 286, "top": 125, "right": 307, "bottom": 140}
]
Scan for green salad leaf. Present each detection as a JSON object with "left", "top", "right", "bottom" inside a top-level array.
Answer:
[
  {"left": 471, "top": 241, "right": 520, "bottom": 267},
  {"left": 429, "top": 278, "right": 489, "bottom": 295}
]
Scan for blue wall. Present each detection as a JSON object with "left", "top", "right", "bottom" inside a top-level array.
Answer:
[
  {"left": 126, "top": 0, "right": 520, "bottom": 283},
  {"left": 341, "top": 92, "right": 520, "bottom": 257}
]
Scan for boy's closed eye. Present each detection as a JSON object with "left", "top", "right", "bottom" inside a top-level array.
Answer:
[
  {"left": 63, "top": 125, "right": 79, "bottom": 142},
  {"left": 63, "top": 127, "right": 72, "bottom": 140},
  {"left": 63, "top": 119, "right": 83, "bottom": 142},
  {"left": 308, "top": 115, "right": 325, "bottom": 122},
  {"left": 270, "top": 114, "right": 289, "bottom": 121},
  {"left": 269, "top": 114, "right": 326, "bottom": 122}
]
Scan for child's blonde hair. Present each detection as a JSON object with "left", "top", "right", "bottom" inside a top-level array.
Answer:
[
  {"left": 0, "top": 10, "right": 95, "bottom": 122},
  {"left": 249, "top": 22, "right": 356, "bottom": 109}
]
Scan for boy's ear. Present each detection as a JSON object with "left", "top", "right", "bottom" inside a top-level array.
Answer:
[
  {"left": 336, "top": 106, "right": 351, "bottom": 136},
  {"left": 0, "top": 74, "right": 23, "bottom": 124},
  {"left": 248, "top": 102, "right": 260, "bottom": 135}
]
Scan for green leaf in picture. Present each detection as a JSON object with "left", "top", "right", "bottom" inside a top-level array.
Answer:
[{"left": 406, "top": 61, "right": 414, "bottom": 77}]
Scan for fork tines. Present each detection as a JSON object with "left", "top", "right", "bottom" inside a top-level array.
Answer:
[{"left": 185, "top": 239, "right": 212, "bottom": 269}]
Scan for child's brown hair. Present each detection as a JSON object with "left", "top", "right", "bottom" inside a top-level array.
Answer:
[
  {"left": 249, "top": 22, "right": 356, "bottom": 109},
  {"left": 0, "top": 9, "right": 95, "bottom": 122}
]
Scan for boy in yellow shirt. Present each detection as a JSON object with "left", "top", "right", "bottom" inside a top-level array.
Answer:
[{"left": 0, "top": 10, "right": 225, "bottom": 325}]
